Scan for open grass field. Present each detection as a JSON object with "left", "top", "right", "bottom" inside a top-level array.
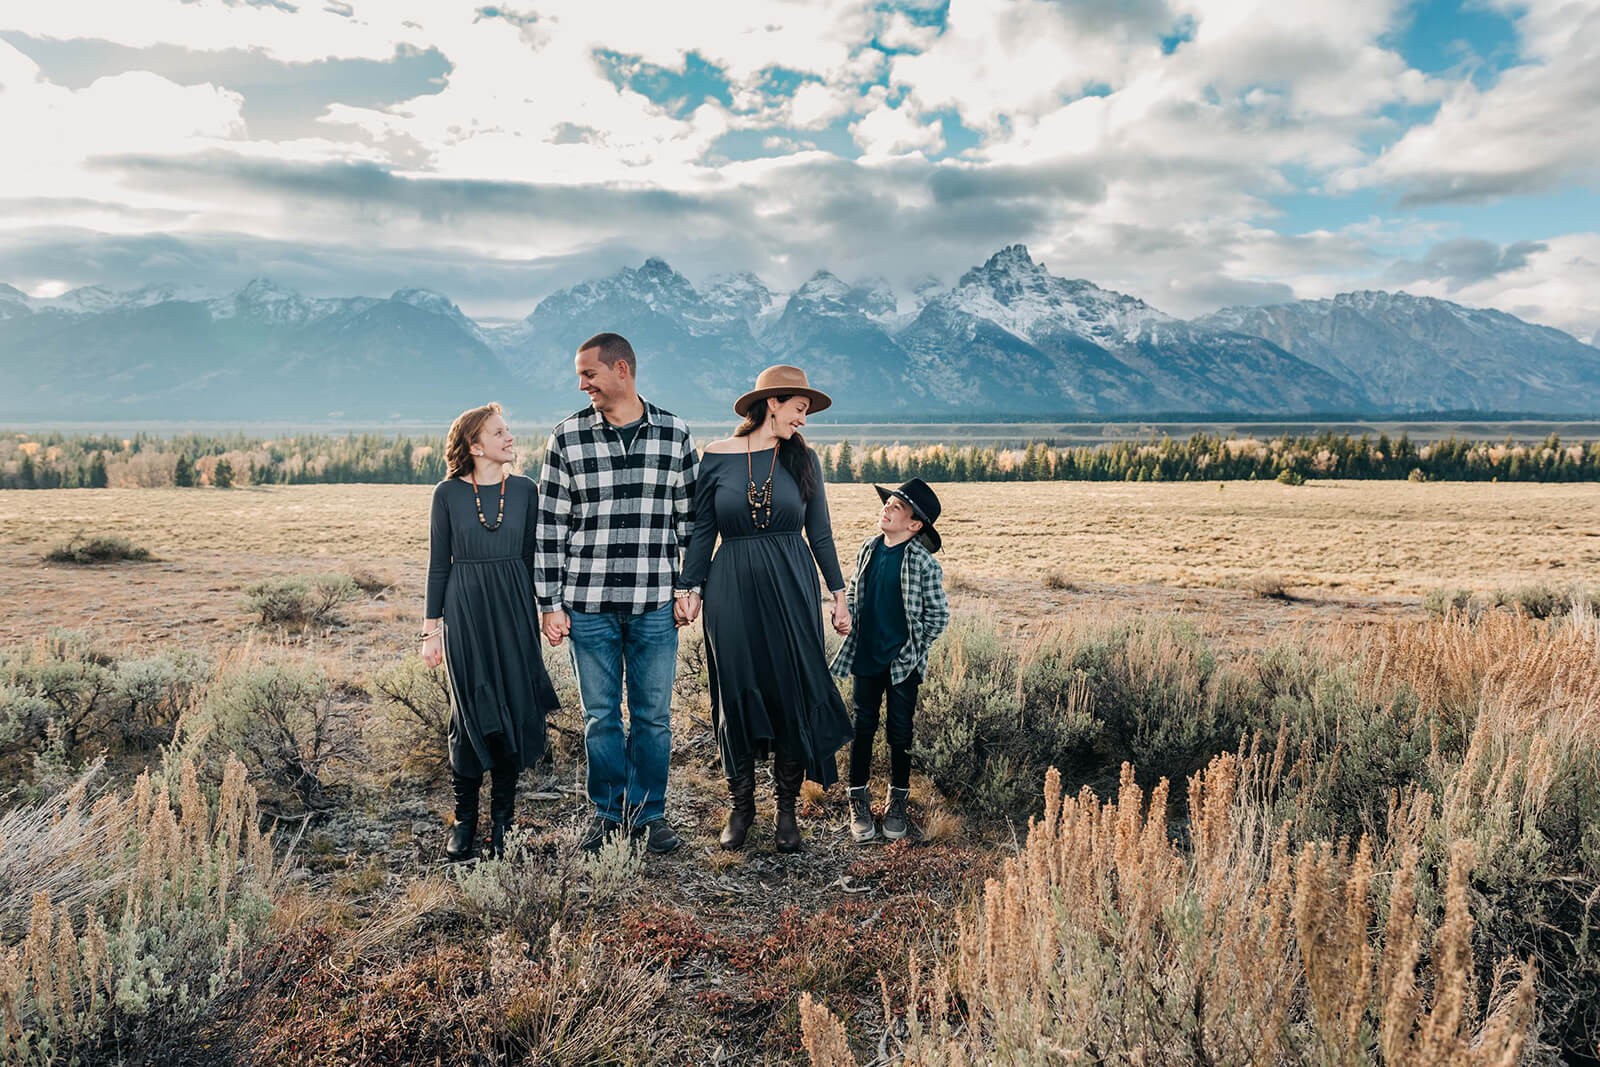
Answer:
[
  {"left": 3, "top": 479, "right": 1599, "bottom": 1064},
  {"left": 3, "top": 478, "right": 1598, "bottom": 655}
]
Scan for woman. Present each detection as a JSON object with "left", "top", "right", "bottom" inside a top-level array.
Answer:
[
  {"left": 421, "top": 402, "right": 560, "bottom": 861},
  {"left": 678, "top": 365, "right": 853, "bottom": 853}
]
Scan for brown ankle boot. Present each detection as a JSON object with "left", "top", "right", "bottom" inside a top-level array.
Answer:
[
  {"left": 773, "top": 758, "right": 805, "bottom": 853},
  {"left": 720, "top": 766, "right": 757, "bottom": 850}
]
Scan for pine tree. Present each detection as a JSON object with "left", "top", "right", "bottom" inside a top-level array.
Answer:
[
  {"left": 174, "top": 454, "right": 196, "bottom": 487},
  {"left": 19, "top": 453, "right": 37, "bottom": 489},
  {"left": 835, "top": 440, "right": 854, "bottom": 482},
  {"left": 213, "top": 457, "right": 235, "bottom": 489},
  {"left": 89, "top": 452, "right": 108, "bottom": 488}
]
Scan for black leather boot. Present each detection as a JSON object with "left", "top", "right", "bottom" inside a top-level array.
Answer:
[
  {"left": 446, "top": 772, "right": 481, "bottom": 862},
  {"left": 719, "top": 765, "right": 757, "bottom": 851},
  {"left": 773, "top": 757, "right": 805, "bottom": 854},
  {"left": 488, "top": 764, "right": 517, "bottom": 860}
]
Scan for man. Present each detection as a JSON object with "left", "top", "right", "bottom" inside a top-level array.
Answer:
[{"left": 535, "top": 331, "right": 701, "bottom": 854}]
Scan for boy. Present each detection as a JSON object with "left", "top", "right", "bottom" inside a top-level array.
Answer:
[{"left": 830, "top": 478, "right": 950, "bottom": 841}]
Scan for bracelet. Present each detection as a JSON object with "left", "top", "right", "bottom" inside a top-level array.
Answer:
[{"left": 419, "top": 628, "right": 441, "bottom": 640}]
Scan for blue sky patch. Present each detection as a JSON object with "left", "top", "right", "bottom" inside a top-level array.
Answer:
[
  {"left": 592, "top": 49, "right": 734, "bottom": 119},
  {"left": 1393, "top": 0, "right": 1520, "bottom": 84}
]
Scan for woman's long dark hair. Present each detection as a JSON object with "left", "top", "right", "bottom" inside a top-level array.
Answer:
[{"left": 735, "top": 395, "right": 818, "bottom": 500}]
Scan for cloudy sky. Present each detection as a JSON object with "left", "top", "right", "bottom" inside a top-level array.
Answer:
[{"left": 1, "top": 0, "right": 1596, "bottom": 339}]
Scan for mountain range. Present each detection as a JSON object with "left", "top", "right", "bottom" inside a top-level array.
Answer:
[{"left": 3, "top": 245, "right": 1598, "bottom": 421}]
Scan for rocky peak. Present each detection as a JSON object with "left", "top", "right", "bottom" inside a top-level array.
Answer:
[
  {"left": 703, "top": 271, "right": 773, "bottom": 324},
  {"left": 794, "top": 271, "right": 851, "bottom": 304},
  {"left": 391, "top": 288, "right": 460, "bottom": 316}
]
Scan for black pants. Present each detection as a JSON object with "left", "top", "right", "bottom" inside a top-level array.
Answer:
[{"left": 849, "top": 670, "right": 919, "bottom": 789}]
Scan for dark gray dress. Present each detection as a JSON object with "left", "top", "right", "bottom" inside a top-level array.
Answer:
[
  {"left": 679, "top": 447, "right": 854, "bottom": 787},
  {"left": 426, "top": 475, "right": 559, "bottom": 777}
]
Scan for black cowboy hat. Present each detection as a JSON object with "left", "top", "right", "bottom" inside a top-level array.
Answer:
[{"left": 874, "top": 478, "right": 942, "bottom": 554}]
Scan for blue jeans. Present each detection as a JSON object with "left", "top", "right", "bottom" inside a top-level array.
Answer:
[{"left": 567, "top": 603, "right": 679, "bottom": 825}]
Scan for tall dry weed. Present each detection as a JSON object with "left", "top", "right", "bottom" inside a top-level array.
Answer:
[
  {"left": 0, "top": 753, "right": 281, "bottom": 1063},
  {"left": 803, "top": 755, "right": 1536, "bottom": 1065}
]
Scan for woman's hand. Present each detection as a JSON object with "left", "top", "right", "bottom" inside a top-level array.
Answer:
[
  {"left": 831, "top": 593, "right": 851, "bottom": 636},
  {"left": 421, "top": 631, "right": 444, "bottom": 668}
]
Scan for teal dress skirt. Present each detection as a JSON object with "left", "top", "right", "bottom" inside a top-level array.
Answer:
[{"left": 679, "top": 447, "right": 854, "bottom": 787}]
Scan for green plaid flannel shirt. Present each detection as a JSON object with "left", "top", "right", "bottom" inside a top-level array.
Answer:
[{"left": 830, "top": 534, "right": 950, "bottom": 684}]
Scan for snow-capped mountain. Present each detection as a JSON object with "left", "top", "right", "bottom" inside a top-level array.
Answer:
[
  {"left": 4, "top": 248, "right": 1597, "bottom": 420},
  {"left": 937, "top": 244, "right": 1171, "bottom": 346},
  {"left": 0, "top": 278, "right": 510, "bottom": 420},
  {"left": 760, "top": 272, "right": 923, "bottom": 411},
  {"left": 486, "top": 257, "right": 768, "bottom": 416},
  {"left": 1196, "top": 291, "right": 1600, "bottom": 413}
]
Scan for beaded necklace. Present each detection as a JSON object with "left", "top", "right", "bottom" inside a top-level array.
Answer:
[
  {"left": 746, "top": 436, "right": 777, "bottom": 529},
  {"left": 469, "top": 469, "right": 506, "bottom": 530}
]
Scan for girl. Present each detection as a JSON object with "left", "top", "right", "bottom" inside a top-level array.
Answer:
[{"left": 421, "top": 403, "right": 560, "bottom": 860}]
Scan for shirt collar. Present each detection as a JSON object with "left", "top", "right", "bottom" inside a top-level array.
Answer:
[{"left": 584, "top": 397, "right": 654, "bottom": 432}]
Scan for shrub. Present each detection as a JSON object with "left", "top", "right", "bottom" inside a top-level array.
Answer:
[
  {"left": 42, "top": 536, "right": 154, "bottom": 565},
  {"left": 243, "top": 574, "right": 360, "bottom": 627},
  {"left": 0, "top": 755, "right": 280, "bottom": 1063},
  {"left": 367, "top": 657, "right": 451, "bottom": 778},
  {"left": 111, "top": 649, "right": 209, "bottom": 749},
  {"left": 1275, "top": 467, "right": 1305, "bottom": 485},
  {"left": 1042, "top": 569, "right": 1077, "bottom": 591},
  {"left": 454, "top": 825, "right": 642, "bottom": 946},
  {"left": 1242, "top": 571, "right": 1291, "bottom": 599},
  {"left": 802, "top": 760, "right": 1536, "bottom": 1066},
  {"left": 1422, "top": 585, "right": 1475, "bottom": 618},
  {"left": 197, "top": 659, "right": 353, "bottom": 808},
  {"left": 1, "top": 632, "right": 118, "bottom": 762},
  {"left": 1491, "top": 582, "right": 1567, "bottom": 619},
  {"left": 346, "top": 567, "right": 393, "bottom": 595},
  {"left": 914, "top": 615, "right": 1259, "bottom": 822}
]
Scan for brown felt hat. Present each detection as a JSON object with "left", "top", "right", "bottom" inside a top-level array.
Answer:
[{"left": 733, "top": 364, "right": 833, "bottom": 417}]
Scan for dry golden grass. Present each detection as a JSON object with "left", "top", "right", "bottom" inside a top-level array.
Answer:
[{"left": 2, "top": 478, "right": 1595, "bottom": 618}]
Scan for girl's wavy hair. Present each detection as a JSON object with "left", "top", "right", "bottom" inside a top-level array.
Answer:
[
  {"left": 445, "top": 402, "right": 504, "bottom": 478},
  {"left": 734, "top": 395, "right": 819, "bottom": 500}
]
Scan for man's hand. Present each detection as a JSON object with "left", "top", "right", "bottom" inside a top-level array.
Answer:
[
  {"left": 674, "top": 592, "right": 702, "bottom": 627},
  {"left": 541, "top": 609, "right": 571, "bottom": 647}
]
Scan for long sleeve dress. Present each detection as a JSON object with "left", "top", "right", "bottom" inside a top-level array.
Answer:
[
  {"left": 678, "top": 446, "right": 855, "bottom": 787},
  {"left": 426, "top": 474, "right": 560, "bottom": 778}
]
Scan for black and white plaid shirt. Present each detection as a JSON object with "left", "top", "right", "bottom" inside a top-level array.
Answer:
[{"left": 534, "top": 399, "right": 700, "bottom": 615}]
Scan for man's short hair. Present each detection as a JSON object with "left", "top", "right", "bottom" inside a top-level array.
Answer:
[{"left": 578, "top": 332, "right": 636, "bottom": 375}]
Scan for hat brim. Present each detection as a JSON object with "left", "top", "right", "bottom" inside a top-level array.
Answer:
[
  {"left": 874, "top": 484, "right": 941, "bottom": 554},
  {"left": 734, "top": 386, "right": 833, "bottom": 418}
]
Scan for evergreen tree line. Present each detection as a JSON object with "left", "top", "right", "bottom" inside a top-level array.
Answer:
[{"left": 4, "top": 429, "right": 1600, "bottom": 488}]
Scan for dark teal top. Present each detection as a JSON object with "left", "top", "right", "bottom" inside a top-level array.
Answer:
[
  {"left": 613, "top": 414, "right": 644, "bottom": 452},
  {"left": 852, "top": 536, "right": 908, "bottom": 677}
]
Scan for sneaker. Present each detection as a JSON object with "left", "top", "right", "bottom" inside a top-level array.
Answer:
[
  {"left": 633, "top": 818, "right": 682, "bottom": 854},
  {"left": 848, "top": 786, "right": 878, "bottom": 843},
  {"left": 882, "top": 787, "right": 911, "bottom": 840},
  {"left": 579, "top": 815, "right": 621, "bottom": 853}
]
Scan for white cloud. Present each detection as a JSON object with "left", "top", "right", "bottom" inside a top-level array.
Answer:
[
  {"left": 850, "top": 93, "right": 945, "bottom": 158},
  {"left": 0, "top": 0, "right": 1594, "bottom": 341},
  {"left": 1404, "top": 232, "right": 1600, "bottom": 341},
  {"left": 1332, "top": 0, "right": 1600, "bottom": 203},
  {"left": 787, "top": 81, "right": 855, "bottom": 129}
]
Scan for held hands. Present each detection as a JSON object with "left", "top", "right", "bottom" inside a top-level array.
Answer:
[
  {"left": 831, "top": 593, "right": 851, "bottom": 637},
  {"left": 541, "top": 609, "right": 571, "bottom": 647},
  {"left": 674, "top": 592, "right": 702, "bottom": 628}
]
